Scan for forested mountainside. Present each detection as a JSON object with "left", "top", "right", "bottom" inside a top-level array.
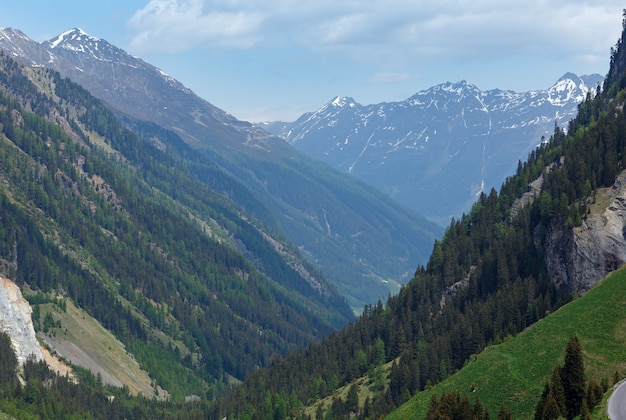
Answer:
[
  {"left": 207, "top": 12, "right": 626, "bottom": 419},
  {"left": 1, "top": 11, "right": 626, "bottom": 419},
  {"left": 0, "top": 27, "right": 443, "bottom": 309},
  {"left": 0, "top": 52, "right": 356, "bottom": 399},
  {"left": 389, "top": 267, "right": 626, "bottom": 419}
]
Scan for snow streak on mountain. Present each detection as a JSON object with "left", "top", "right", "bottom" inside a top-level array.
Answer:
[{"left": 264, "top": 74, "right": 602, "bottom": 226}]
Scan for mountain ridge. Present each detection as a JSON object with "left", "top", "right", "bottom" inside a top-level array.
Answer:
[
  {"left": 0, "top": 26, "right": 443, "bottom": 308},
  {"left": 0, "top": 54, "right": 357, "bottom": 398},
  {"left": 263, "top": 73, "right": 602, "bottom": 226}
]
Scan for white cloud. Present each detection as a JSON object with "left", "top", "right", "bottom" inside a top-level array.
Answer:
[
  {"left": 128, "top": 0, "right": 266, "bottom": 52},
  {"left": 127, "top": 0, "right": 624, "bottom": 66}
]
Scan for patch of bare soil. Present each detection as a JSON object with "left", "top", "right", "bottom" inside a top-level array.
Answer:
[
  {"left": 41, "top": 335, "right": 121, "bottom": 387},
  {"left": 37, "top": 300, "right": 167, "bottom": 399},
  {"left": 40, "top": 345, "right": 73, "bottom": 379}
]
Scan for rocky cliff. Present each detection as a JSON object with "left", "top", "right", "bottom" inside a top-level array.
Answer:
[
  {"left": 539, "top": 170, "right": 626, "bottom": 293},
  {"left": 0, "top": 277, "right": 43, "bottom": 365}
]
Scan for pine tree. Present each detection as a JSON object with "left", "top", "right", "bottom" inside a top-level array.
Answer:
[
  {"left": 345, "top": 383, "right": 358, "bottom": 414},
  {"left": 0, "top": 332, "right": 18, "bottom": 392},
  {"left": 561, "top": 335, "right": 586, "bottom": 419},
  {"left": 497, "top": 403, "right": 512, "bottom": 420},
  {"left": 586, "top": 377, "right": 604, "bottom": 411},
  {"left": 550, "top": 365, "right": 566, "bottom": 416},
  {"left": 542, "top": 393, "right": 561, "bottom": 420}
]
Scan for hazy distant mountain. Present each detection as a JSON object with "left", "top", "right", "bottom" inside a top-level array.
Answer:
[
  {"left": 263, "top": 74, "right": 602, "bottom": 226},
  {"left": 0, "top": 27, "right": 443, "bottom": 309}
]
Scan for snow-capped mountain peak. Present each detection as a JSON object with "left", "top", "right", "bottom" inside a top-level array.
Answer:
[
  {"left": 330, "top": 96, "right": 357, "bottom": 108},
  {"left": 48, "top": 27, "right": 99, "bottom": 49},
  {"left": 0, "top": 27, "right": 31, "bottom": 43},
  {"left": 546, "top": 72, "right": 592, "bottom": 106},
  {"left": 43, "top": 27, "right": 127, "bottom": 64},
  {"left": 265, "top": 73, "right": 603, "bottom": 225},
  {"left": 439, "top": 80, "right": 476, "bottom": 92}
]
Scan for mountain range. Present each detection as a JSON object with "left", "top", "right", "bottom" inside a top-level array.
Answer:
[
  {"left": 263, "top": 73, "right": 602, "bottom": 226},
  {"left": 0, "top": 49, "right": 363, "bottom": 398},
  {"left": 0, "top": 27, "right": 442, "bottom": 309},
  {"left": 0, "top": 11, "right": 625, "bottom": 419},
  {"left": 212, "top": 18, "right": 626, "bottom": 416}
]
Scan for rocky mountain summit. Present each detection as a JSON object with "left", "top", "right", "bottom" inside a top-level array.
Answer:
[{"left": 264, "top": 74, "right": 603, "bottom": 226}]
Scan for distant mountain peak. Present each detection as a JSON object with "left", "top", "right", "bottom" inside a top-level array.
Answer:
[
  {"left": 407, "top": 79, "right": 480, "bottom": 103},
  {"left": 558, "top": 71, "right": 581, "bottom": 82},
  {"left": 43, "top": 28, "right": 129, "bottom": 64},
  {"left": 48, "top": 27, "right": 100, "bottom": 49},
  {"left": 437, "top": 79, "right": 477, "bottom": 91},
  {"left": 0, "top": 27, "right": 30, "bottom": 41},
  {"left": 447, "top": 79, "right": 473, "bottom": 88},
  {"left": 330, "top": 96, "right": 357, "bottom": 107},
  {"left": 546, "top": 72, "right": 596, "bottom": 106}
]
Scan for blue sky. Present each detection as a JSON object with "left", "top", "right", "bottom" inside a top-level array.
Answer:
[{"left": 2, "top": 1, "right": 624, "bottom": 122}]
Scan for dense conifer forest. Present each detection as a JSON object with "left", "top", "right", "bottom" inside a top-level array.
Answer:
[
  {"left": 0, "top": 49, "right": 353, "bottom": 402},
  {"left": 1, "top": 10, "right": 626, "bottom": 420},
  {"left": 205, "top": 11, "right": 626, "bottom": 419}
]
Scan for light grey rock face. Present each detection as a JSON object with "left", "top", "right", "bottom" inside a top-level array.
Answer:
[
  {"left": 541, "top": 171, "right": 626, "bottom": 293},
  {"left": 0, "top": 277, "right": 43, "bottom": 365}
]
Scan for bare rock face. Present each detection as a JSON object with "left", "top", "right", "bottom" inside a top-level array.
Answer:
[
  {"left": 541, "top": 171, "right": 626, "bottom": 293},
  {"left": 0, "top": 277, "right": 44, "bottom": 365}
]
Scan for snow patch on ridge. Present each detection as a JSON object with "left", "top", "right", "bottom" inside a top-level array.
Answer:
[{"left": 49, "top": 28, "right": 99, "bottom": 49}]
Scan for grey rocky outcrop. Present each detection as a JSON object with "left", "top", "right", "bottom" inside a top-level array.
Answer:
[
  {"left": 0, "top": 277, "right": 43, "bottom": 365},
  {"left": 540, "top": 170, "right": 626, "bottom": 293}
]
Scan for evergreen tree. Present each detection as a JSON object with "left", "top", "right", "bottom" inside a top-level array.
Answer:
[
  {"left": 497, "top": 403, "right": 513, "bottom": 420},
  {"left": 345, "top": 383, "right": 359, "bottom": 414},
  {"left": 541, "top": 393, "right": 561, "bottom": 420},
  {"left": 0, "top": 332, "right": 18, "bottom": 392},
  {"left": 561, "top": 335, "right": 585, "bottom": 419},
  {"left": 585, "top": 377, "right": 604, "bottom": 411},
  {"left": 550, "top": 365, "right": 566, "bottom": 416}
]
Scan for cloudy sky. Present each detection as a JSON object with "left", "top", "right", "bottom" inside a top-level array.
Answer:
[{"left": 2, "top": 1, "right": 624, "bottom": 122}]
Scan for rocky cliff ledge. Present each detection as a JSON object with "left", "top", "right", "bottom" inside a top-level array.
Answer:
[
  {"left": 0, "top": 277, "right": 44, "bottom": 365},
  {"left": 541, "top": 170, "right": 626, "bottom": 293}
]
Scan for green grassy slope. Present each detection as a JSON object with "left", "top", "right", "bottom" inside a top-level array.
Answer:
[
  {"left": 36, "top": 299, "right": 160, "bottom": 399},
  {"left": 389, "top": 266, "right": 626, "bottom": 419}
]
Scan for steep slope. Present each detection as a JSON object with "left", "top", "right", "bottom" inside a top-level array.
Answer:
[
  {"left": 0, "top": 53, "right": 354, "bottom": 398},
  {"left": 212, "top": 12, "right": 626, "bottom": 419},
  {"left": 0, "top": 27, "right": 443, "bottom": 309},
  {"left": 265, "top": 74, "right": 601, "bottom": 225},
  {"left": 389, "top": 266, "right": 626, "bottom": 419}
]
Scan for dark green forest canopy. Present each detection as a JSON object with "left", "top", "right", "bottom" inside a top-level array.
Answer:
[
  {"left": 2, "top": 9, "right": 626, "bottom": 419},
  {"left": 0, "top": 51, "right": 353, "bottom": 400},
  {"left": 210, "top": 12, "right": 626, "bottom": 420}
]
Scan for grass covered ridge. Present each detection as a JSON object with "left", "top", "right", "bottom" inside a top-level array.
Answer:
[{"left": 389, "top": 266, "right": 626, "bottom": 419}]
